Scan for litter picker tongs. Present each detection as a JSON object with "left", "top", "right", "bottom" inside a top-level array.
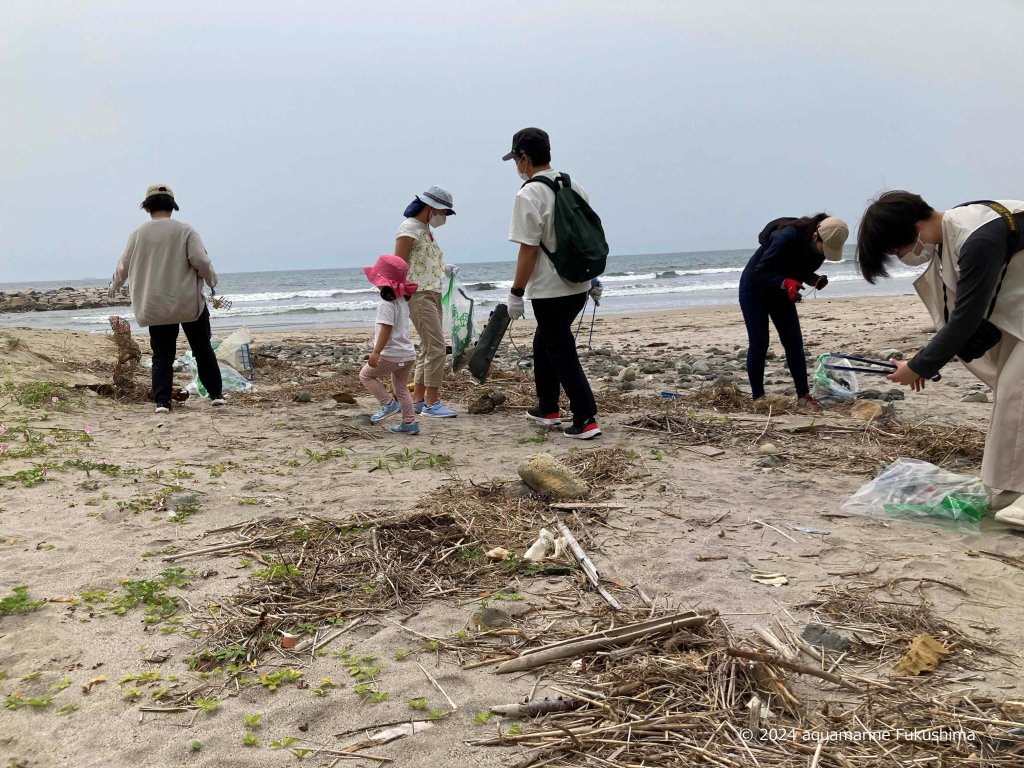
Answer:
[{"left": 824, "top": 353, "right": 941, "bottom": 382}]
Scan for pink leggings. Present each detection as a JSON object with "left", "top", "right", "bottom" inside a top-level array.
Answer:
[{"left": 359, "top": 358, "right": 416, "bottom": 422}]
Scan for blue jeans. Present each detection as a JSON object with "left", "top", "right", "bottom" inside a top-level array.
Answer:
[{"left": 738, "top": 283, "right": 808, "bottom": 399}]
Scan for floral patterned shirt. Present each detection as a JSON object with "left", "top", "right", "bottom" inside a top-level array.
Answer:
[{"left": 396, "top": 218, "right": 445, "bottom": 294}]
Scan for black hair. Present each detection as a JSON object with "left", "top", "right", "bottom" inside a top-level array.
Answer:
[
  {"left": 379, "top": 286, "right": 396, "bottom": 301},
  {"left": 141, "top": 194, "right": 179, "bottom": 213},
  {"left": 518, "top": 146, "right": 551, "bottom": 166},
  {"left": 404, "top": 198, "right": 426, "bottom": 218},
  {"left": 760, "top": 213, "right": 829, "bottom": 251},
  {"left": 856, "top": 191, "right": 935, "bottom": 284}
]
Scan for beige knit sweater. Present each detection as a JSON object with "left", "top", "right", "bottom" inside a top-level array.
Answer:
[{"left": 112, "top": 219, "right": 217, "bottom": 327}]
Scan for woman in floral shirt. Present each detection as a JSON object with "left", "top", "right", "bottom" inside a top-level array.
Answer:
[{"left": 394, "top": 185, "right": 459, "bottom": 417}]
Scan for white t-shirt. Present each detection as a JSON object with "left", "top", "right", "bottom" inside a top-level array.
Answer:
[
  {"left": 373, "top": 298, "right": 416, "bottom": 362},
  {"left": 508, "top": 169, "right": 592, "bottom": 300},
  {"left": 396, "top": 218, "right": 445, "bottom": 293}
]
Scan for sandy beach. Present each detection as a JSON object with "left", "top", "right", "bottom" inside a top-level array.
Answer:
[{"left": 2, "top": 295, "right": 1022, "bottom": 768}]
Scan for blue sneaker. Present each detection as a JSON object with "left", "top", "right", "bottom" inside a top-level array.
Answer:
[
  {"left": 370, "top": 399, "right": 401, "bottom": 423},
  {"left": 413, "top": 400, "right": 426, "bottom": 414},
  {"left": 421, "top": 401, "right": 457, "bottom": 418},
  {"left": 388, "top": 421, "right": 420, "bottom": 435}
]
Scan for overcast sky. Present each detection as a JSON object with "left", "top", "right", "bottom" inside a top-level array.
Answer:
[{"left": 3, "top": 0, "right": 1024, "bottom": 282}]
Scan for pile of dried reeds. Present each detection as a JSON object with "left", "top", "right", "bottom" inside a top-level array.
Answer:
[
  {"left": 470, "top": 591, "right": 1023, "bottom": 766},
  {"left": 181, "top": 457, "right": 636, "bottom": 667}
]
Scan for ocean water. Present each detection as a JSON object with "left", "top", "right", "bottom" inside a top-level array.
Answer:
[{"left": 0, "top": 249, "right": 922, "bottom": 333}]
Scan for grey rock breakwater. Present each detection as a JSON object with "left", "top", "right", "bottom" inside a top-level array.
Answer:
[{"left": 0, "top": 286, "right": 130, "bottom": 313}]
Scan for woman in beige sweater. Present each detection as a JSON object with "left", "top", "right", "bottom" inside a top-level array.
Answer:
[{"left": 112, "top": 183, "right": 224, "bottom": 414}]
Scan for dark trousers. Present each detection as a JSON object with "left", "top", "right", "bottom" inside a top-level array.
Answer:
[
  {"left": 148, "top": 306, "right": 222, "bottom": 405},
  {"left": 532, "top": 292, "right": 597, "bottom": 425},
  {"left": 738, "top": 282, "right": 808, "bottom": 399}
]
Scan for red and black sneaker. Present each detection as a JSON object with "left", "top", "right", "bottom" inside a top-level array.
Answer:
[
  {"left": 564, "top": 418, "right": 602, "bottom": 440},
  {"left": 526, "top": 407, "right": 562, "bottom": 426}
]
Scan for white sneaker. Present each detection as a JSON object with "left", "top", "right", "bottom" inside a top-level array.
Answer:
[
  {"left": 211, "top": 398, "right": 226, "bottom": 407},
  {"left": 994, "top": 495, "right": 1024, "bottom": 529},
  {"left": 155, "top": 405, "right": 170, "bottom": 414}
]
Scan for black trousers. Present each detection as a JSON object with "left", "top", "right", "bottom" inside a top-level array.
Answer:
[
  {"left": 148, "top": 306, "right": 222, "bottom": 405},
  {"left": 531, "top": 292, "right": 597, "bottom": 425},
  {"left": 738, "top": 282, "right": 808, "bottom": 399}
]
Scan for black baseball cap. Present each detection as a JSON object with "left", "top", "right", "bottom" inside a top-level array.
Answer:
[{"left": 501, "top": 127, "right": 550, "bottom": 161}]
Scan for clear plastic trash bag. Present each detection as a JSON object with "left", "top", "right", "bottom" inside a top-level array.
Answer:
[
  {"left": 811, "top": 353, "right": 859, "bottom": 403},
  {"left": 841, "top": 458, "right": 989, "bottom": 535}
]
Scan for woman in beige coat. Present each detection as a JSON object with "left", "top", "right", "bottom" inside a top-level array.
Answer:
[{"left": 857, "top": 191, "right": 1024, "bottom": 528}]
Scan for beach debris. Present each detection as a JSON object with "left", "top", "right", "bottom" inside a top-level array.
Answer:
[
  {"left": 485, "top": 547, "right": 510, "bottom": 561},
  {"left": 523, "top": 528, "right": 556, "bottom": 561},
  {"left": 495, "top": 610, "right": 712, "bottom": 673},
  {"left": 750, "top": 572, "right": 789, "bottom": 587},
  {"left": 517, "top": 453, "right": 590, "bottom": 499},
  {"left": 292, "top": 392, "right": 312, "bottom": 403},
  {"left": 554, "top": 518, "right": 622, "bottom": 610},
  {"left": 962, "top": 391, "right": 989, "bottom": 403},
  {"left": 280, "top": 632, "right": 299, "bottom": 649},
  {"left": 1002, "top": 701, "right": 1024, "bottom": 720},
  {"left": 757, "top": 454, "right": 783, "bottom": 468},
  {"left": 490, "top": 697, "right": 581, "bottom": 717},
  {"left": 752, "top": 518, "right": 798, "bottom": 543},
  {"left": 330, "top": 392, "right": 357, "bottom": 404},
  {"left": 337, "top": 721, "right": 435, "bottom": 757},
  {"left": 791, "top": 524, "right": 831, "bottom": 536},
  {"left": 966, "top": 548, "right": 1024, "bottom": 570},
  {"left": 801, "top": 623, "right": 852, "bottom": 652},
  {"left": 467, "top": 389, "right": 507, "bottom": 414},
  {"left": 757, "top": 442, "right": 780, "bottom": 455},
  {"left": 851, "top": 400, "right": 889, "bottom": 421},
  {"left": 892, "top": 633, "right": 951, "bottom": 676}
]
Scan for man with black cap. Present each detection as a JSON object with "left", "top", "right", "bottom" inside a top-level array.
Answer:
[
  {"left": 111, "top": 183, "right": 224, "bottom": 414},
  {"left": 503, "top": 128, "right": 601, "bottom": 439}
]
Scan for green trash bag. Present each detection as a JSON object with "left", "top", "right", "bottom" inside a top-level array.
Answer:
[{"left": 442, "top": 273, "right": 475, "bottom": 369}]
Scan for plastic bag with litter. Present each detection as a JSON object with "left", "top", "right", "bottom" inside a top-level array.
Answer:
[
  {"left": 182, "top": 353, "right": 253, "bottom": 396},
  {"left": 811, "top": 353, "right": 858, "bottom": 403},
  {"left": 214, "top": 326, "right": 253, "bottom": 379},
  {"left": 441, "top": 274, "right": 475, "bottom": 367},
  {"left": 841, "top": 457, "right": 988, "bottom": 535}
]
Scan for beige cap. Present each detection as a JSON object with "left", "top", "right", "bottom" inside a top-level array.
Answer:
[
  {"left": 144, "top": 183, "right": 175, "bottom": 199},
  {"left": 818, "top": 216, "right": 849, "bottom": 262}
]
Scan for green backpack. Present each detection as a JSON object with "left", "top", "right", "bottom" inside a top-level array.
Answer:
[{"left": 524, "top": 173, "right": 608, "bottom": 283}]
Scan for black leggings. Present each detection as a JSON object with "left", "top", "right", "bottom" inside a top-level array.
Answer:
[
  {"left": 148, "top": 306, "right": 223, "bottom": 405},
  {"left": 739, "top": 283, "right": 808, "bottom": 400}
]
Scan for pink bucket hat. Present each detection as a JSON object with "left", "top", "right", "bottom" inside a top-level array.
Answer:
[{"left": 363, "top": 254, "right": 418, "bottom": 298}]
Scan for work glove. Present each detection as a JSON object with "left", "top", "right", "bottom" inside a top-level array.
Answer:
[
  {"left": 507, "top": 293, "right": 526, "bottom": 320},
  {"left": 782, "top": 278, "right": 803, "bottom": 303},
  {"left": 812, "top": 274, "right": 828, "bottom": 290},
  {"left": 443, "top": 264, "right": 460, "bottom": 279},
  {"left": 589, "top": 278, "right": 603, "bottom": 306}
]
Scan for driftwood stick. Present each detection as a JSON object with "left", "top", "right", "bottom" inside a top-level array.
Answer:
[
  {"left": 489, "top": 698, "right": 581, "bottom": 717},
  {"left": 292, "top": 616, "right": 363, "bottom": 654},
  {"left": 497, "top": 612, "right": 712, "bottom": 674},
  {"left": 162, "top": 539, "right": 258, "bottom": 562},
  {"left": 554, "top": 519, "right": 623, "bottom": 611},
  {"left": 416, "top": 662, "right": 457, "bottom": 711},
  {"left": 725, "top": 647, "right": 862, "bottom": 692},
  {"left": 751, "top": 519, "right": 798, "bottom": 543}
]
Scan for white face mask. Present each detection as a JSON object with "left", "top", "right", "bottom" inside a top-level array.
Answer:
[
  {"left": 516, "top": 157, "right": 530, "bottom": 181},
  {"left": 897, "top": 236, "right": 935, "bottom": 267},
  {"left": 429, "top": 214, "right": 446, "bottom": 228}
]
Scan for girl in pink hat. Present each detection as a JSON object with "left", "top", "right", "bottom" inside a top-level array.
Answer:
[{"left": 359, "top": 255, "right": 420, "bottom": 434}]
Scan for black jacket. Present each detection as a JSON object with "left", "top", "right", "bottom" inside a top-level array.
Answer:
[{"left": 741, "top": 219, "right": 824, "bottom": 294}]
